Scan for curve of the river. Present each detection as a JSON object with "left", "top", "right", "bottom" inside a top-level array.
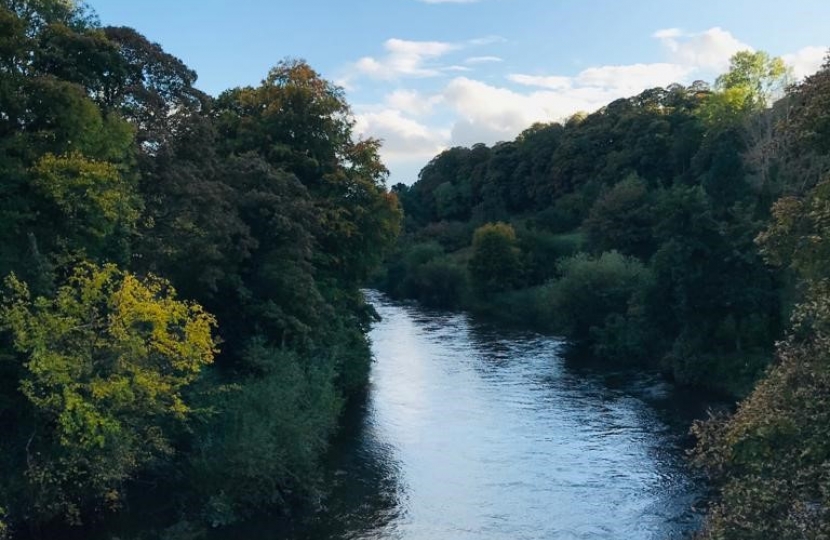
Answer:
[{"left": 227, "top": 290, "right": 710, "bottom": 540}]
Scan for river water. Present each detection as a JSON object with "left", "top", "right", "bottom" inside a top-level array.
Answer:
[{"left": 225, "top": 290, "right": 710, "bottom": 539}]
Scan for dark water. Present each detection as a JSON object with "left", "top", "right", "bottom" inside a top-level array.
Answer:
[{"left": 223, "top": 291, "right": 710, "bottom": 540}]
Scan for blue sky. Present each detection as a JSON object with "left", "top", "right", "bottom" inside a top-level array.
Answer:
[{"left": 88, "top": 0, "right": 829, "bottom": 184}]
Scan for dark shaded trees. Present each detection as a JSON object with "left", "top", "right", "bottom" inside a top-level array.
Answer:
[{"left": 0, "top": 3, "right": 400, "bottom": 534}]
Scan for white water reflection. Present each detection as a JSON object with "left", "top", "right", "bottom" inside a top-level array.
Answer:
[{"left": 218, "top": 291, "right": 707, "bottom": 540}]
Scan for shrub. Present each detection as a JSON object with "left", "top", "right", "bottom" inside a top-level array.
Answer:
[
  {"left": 517, "top": 227, "right": 583, "bottom": 286},
  {"left": 469, "top": 222, "right": 522, "bottom": 296},
  {"left": 411, "top": 258, "right": 469, "bottom": 309},
  {"left": 190, "top": 340, "right": 341, "bottom": 525},
  {"left": 543, "top": 251, "right": 651, "bottom": 341}
]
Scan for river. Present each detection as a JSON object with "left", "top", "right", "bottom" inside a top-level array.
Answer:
[{"left": 222, "top": 290, "right": 710, "bottom": 539}]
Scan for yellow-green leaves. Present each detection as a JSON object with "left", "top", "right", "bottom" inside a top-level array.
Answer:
[
  {"left": 697, "top": 50, "right": 791, "bottom": 130},
  {"left": 1, "top": 262, "right": 217, "bottom": 520},
  {"left": 4, "top": 262, "right": 216, "bottom": 436},
  {"left": 33, "top": 152, "right": 140, "bottom": 242},
  {"left": 716, "top": 50, "right": 790, "bottom": 108}
]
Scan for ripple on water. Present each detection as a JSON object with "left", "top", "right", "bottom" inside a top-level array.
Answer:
[{"left": 213, "top": 291, "right": 709, "bottom": 540}]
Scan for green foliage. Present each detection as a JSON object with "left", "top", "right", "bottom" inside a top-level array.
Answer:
[
  {"left": 417, "top": 220, "right": 472, "bottom": 252},
  {"left": 543, "top": 251, "right": 651, "bottom": 342},
  {"left": 716, "top": 50, "right": 790, "bottom": 108},
  {"left": 516, "top": 227, "right": 582, "bottom": 286},
  {"left": 696, "top": 86, "right": 755, "bottom": 129},
  {"left": 698, "top": 51, "right": 790, "bottom": 132},
  {"left": 584, "top": 174, "right": 654, "bottom": 258},
  {"left": 469, "top": 222, "right": 522, "bottom": 295},
  {"left": 757, "top": 181, "right": 830, "bottom": 282},
  {"left": 535, "top": 192, "right": 589, "bottom": 233},
  {"left": 33, "top": 152, "right": 140, "bottom": 247},
  {"left": 785, "top": 54, "right": 830, "bottom": 156},
  {"left": 693, "top": 84, "right": 830, "bottom": 536},
  {"left": 190, "top": 340, "right": 341, "bottom": 525},
  {"left": 0, "top": 3, "right": 400, "bottom": 532},
  {"left": 0, "top": 507, "right": 7, "bottom": 540},
  {"left": 378, "top": 241, "right": 469, "bottom": 308},
  {"left": 1, "top": 262, "right": 217, "bottom": 523},
  {"left": 693, "top": 284, "right": 830, "bottom": 539},
  {"left": 411, "top": 258, "right": 470, "bottom": 309}
]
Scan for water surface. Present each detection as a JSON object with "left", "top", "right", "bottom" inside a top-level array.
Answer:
[{"left": 228, "top": 291, "right": 708, "bottom": 539}]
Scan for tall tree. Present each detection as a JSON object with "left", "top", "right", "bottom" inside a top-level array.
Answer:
[{"left": 1, "top": 263, "right": 217, "bottom": 525}]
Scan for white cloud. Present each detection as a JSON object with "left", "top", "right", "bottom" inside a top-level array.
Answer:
[
  {"left": 465, "top": 55, "right": 503, "bottom": 64},
  {"left": 443, "top": 77, "right": 614, "bottom": 146},
  {"left": 655, "top": 27, "right": 751, "bottom": 72},
  {"left": 385, "top": 89, "right": 444, "bottom": 116},
  {"left": 575, "top": 63, "right": 692, "bottom": 94},
  {"left": 467, "top": 36, "right": 507, "bottom": 46},
  {"left": 510, "top": 65, "right": 690, "bottom": 94},
  {"left": 652, "top": 28, "right": 683, "bottom": 40},
  {"left": 508, "top": 73, "right": 571, "bottom": 90},
  {"left": 455, "top": 28, "right": 749, "bottom": 150},
  {"left": 354, "top": 109, "right": 450, "bottom": 160},
  {"left": 353, "top": 38, "right": 459, "bottom": 80},
  {"left": 783, "top": 46, "right": 827, "bottom": 80},
  {"left": 348, "top": 36, "right": 505, "bottom": 81}
]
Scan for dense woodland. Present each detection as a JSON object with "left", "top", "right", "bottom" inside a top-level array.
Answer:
[
  {"left": 2, "top": 0, "right": 830, "bottom": 539},
  {"left": 378, "top": 47, "right": 830, "bottom": 538},
  {"left": 0, "top": 1, "right": 401, "bottom": 537}
]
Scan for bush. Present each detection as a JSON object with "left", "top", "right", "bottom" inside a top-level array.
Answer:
[
  {"left": 469, "top": 222, "right": 522, "bottom": 296},
  {"left": 543, "top": 251, "right": 651, "bottom": 342},
  {"left": 410, "top": 258, "right": 469, "bottom": 309},
  {"left": 377, "top": 241, "right": 444, "bottom": 299},
  {"left": 693, "top": 285, "right": 830, "bottom": 539},
  {"left": 517, "top": 227, "right": 583, "bottom": 286},
  {"left": 476, "top": 286, "right": 550, "bottom": 328},
  {"left": 190, "top": 340, "right": 342, "bottom": 525}
]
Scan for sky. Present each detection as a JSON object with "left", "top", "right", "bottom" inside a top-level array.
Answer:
[{"left": 87, "top": 0, "right": 829, "bottom": 185}]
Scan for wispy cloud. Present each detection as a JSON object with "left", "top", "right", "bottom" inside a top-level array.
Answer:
[
  {"left": 353, "top": 38, "right": 459, "bottom": 80},
  {"left": 347, "top": 36, "right": 504, "bottom": 82},
  {"left": 354, "top": 109, "right": 450, "bottom": 161},
  {"left": 385, "top": 89, "right": 444, "bottom": 116},
  {"left": 507, "top": 73, "right": 571, "bottom": 90},
  {"left": 465, "top": 55, "right": 503, "bottom": 64}
]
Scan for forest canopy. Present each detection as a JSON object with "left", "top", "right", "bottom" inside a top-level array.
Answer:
[{"left": 0, "top": 0, "right": 400, "bottom": 535}]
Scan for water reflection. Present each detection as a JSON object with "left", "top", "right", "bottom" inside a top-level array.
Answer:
[{"left": 227, "top": 291, "right": 708, "bottom": 539}]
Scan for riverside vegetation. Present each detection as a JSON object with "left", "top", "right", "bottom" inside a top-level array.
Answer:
[
  {"left": 0, "top": 1, "right": 400, "bottom": 537},
  {"left": 377, "top": 50, "right": 830, "bottom": 538},
  {"left": 2, "top": 1, "right": 830, "bottom": 538}
]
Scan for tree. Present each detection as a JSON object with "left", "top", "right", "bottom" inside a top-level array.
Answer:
[
  {"left": 698, "top": 51, "right": 790, "bottom": 130},
  {"left": 584, "top": 174, "right": 654, "bottom": 258},
  {"left": 693, "top": 179, "right": 830, "bottom": 539},
  {"left": 544, "top": 251, "right": 650, "bottom": 342},
  {"left": 1, "top": 262, "right": 217, "bottom": 524},
  {"left": 468, "top": 222, "right": 521, "bottom": 295},
  {"left": 716, "top": 50, "right": 790, "bottom": 109},
  {"left": 33, "top": 152, "right": 140, "bottom": 259}
]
